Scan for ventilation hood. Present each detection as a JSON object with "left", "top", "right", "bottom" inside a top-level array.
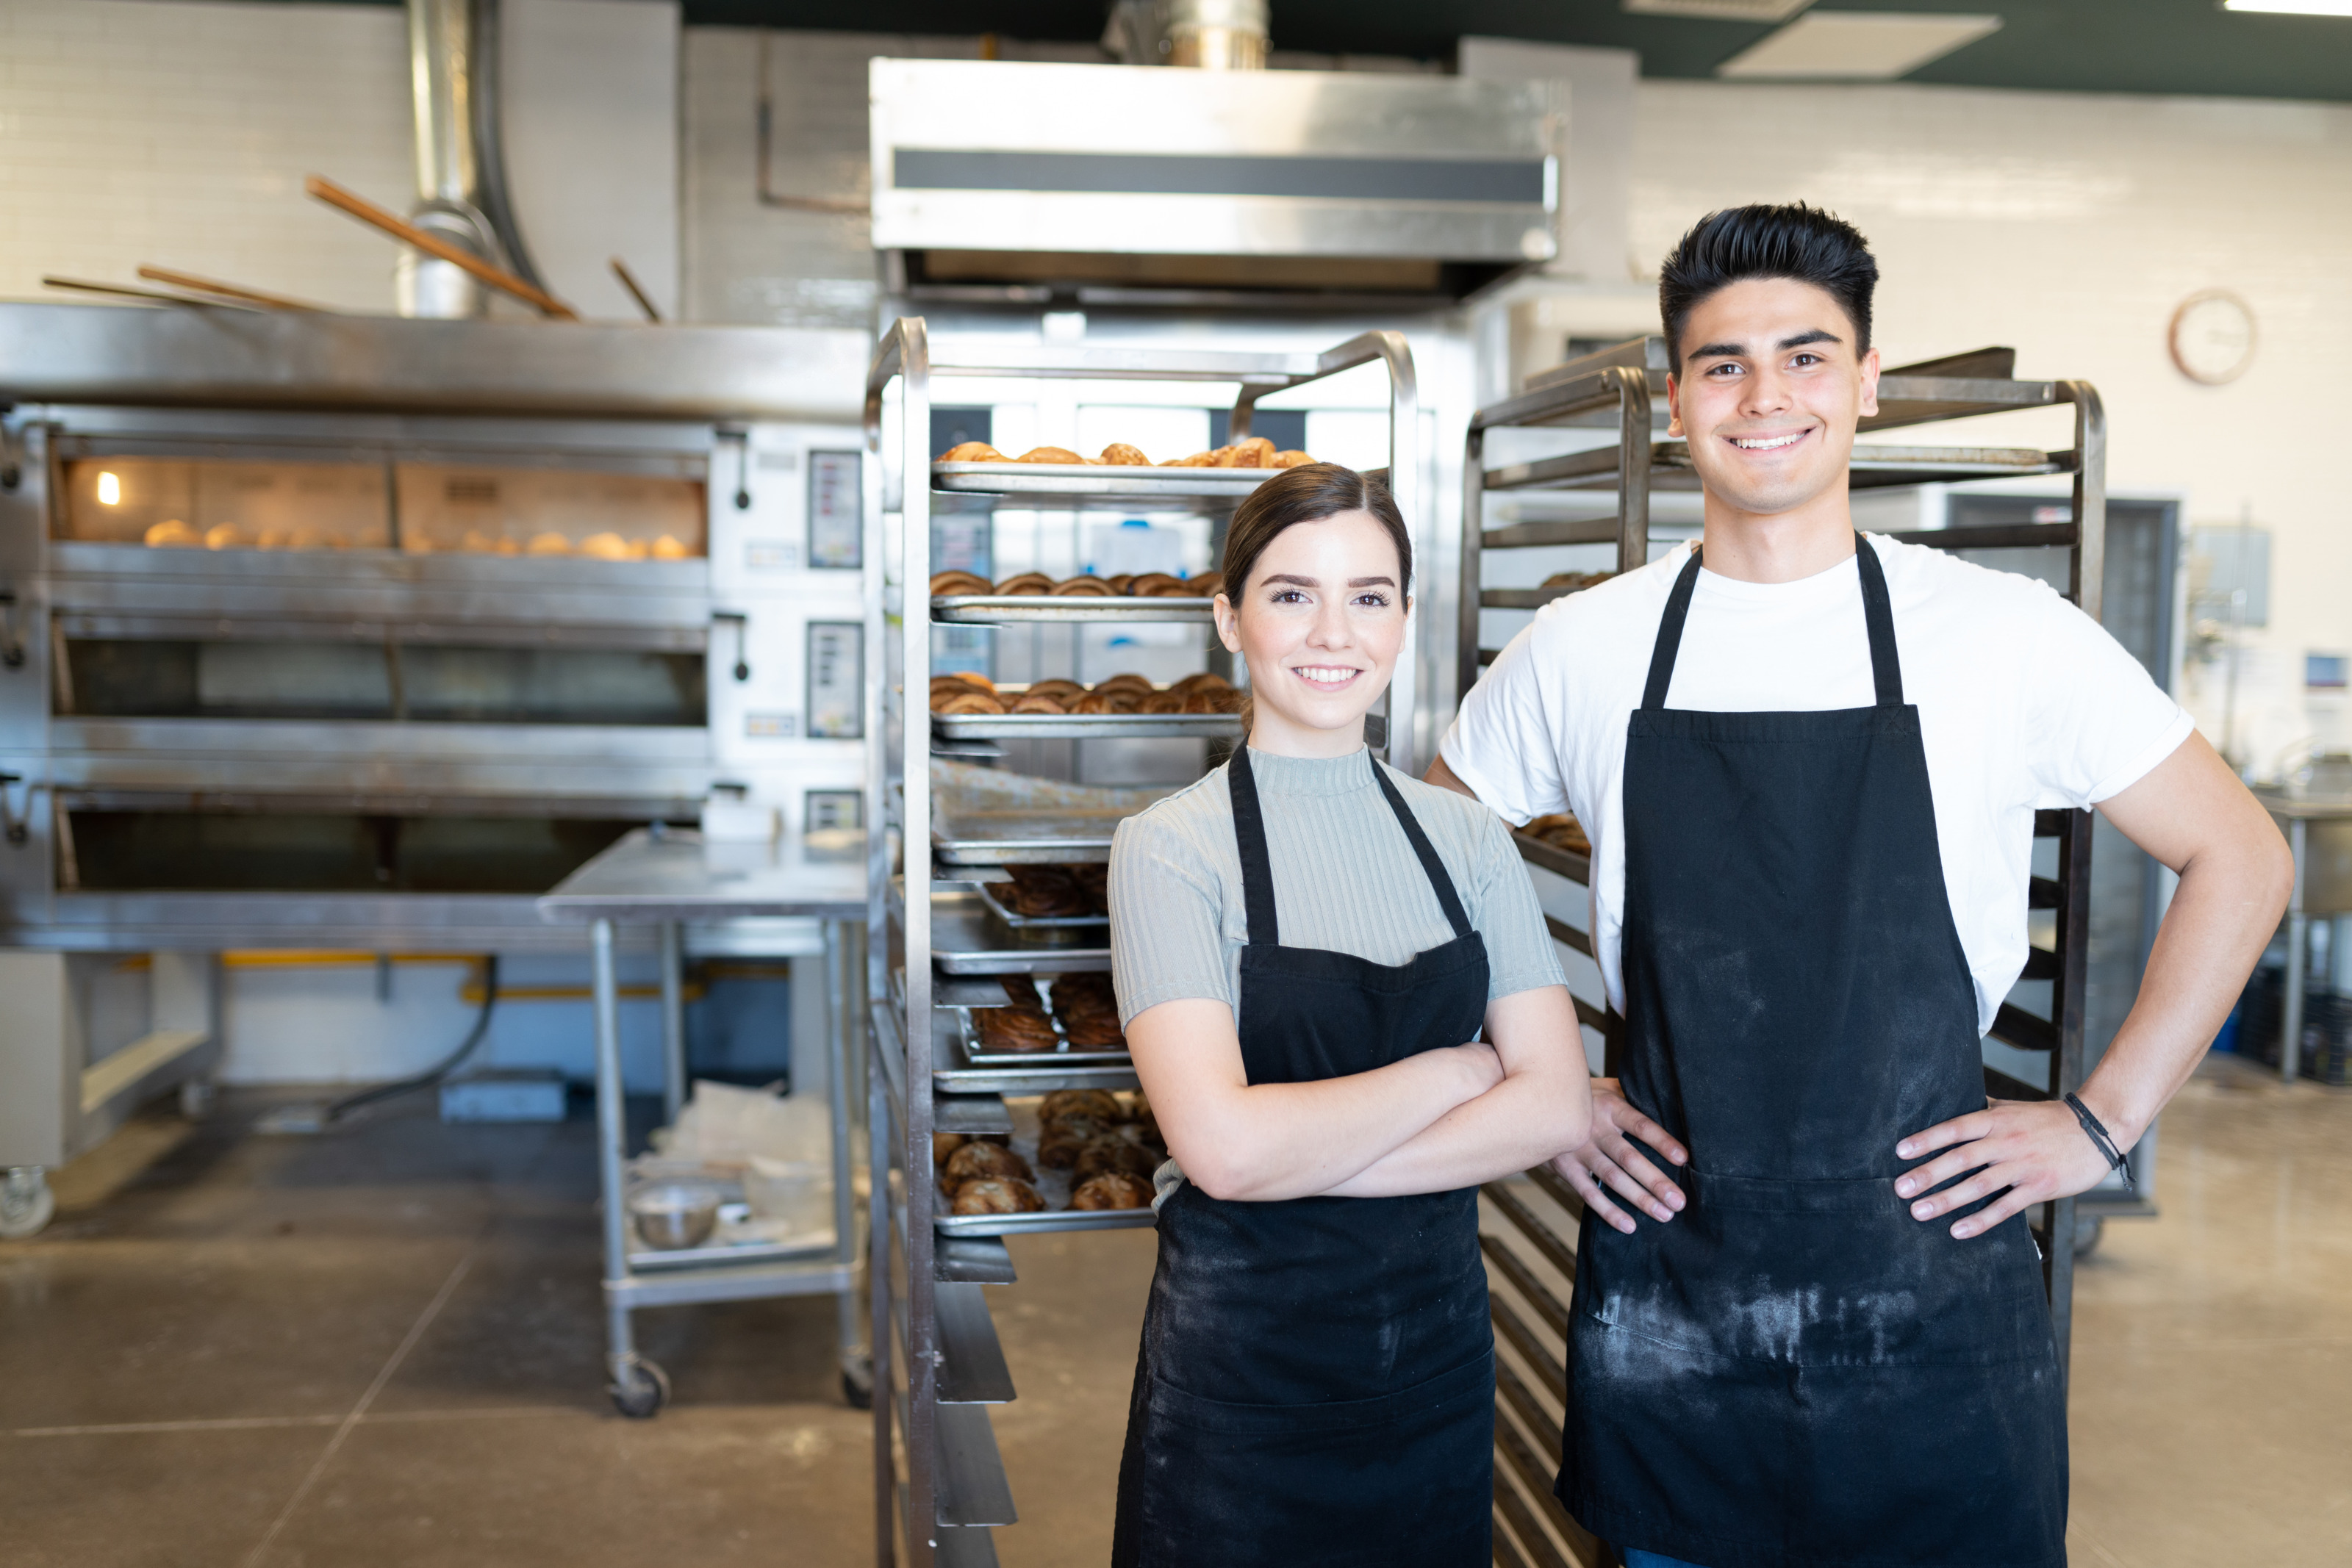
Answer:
[{"left": 869, "top": 60, "right": 1561, "bottom": 308}]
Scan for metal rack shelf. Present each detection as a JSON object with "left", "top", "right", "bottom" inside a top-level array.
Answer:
[
  {"left": 1460, "top": 337, "right": 2108, "bottom": 1567},
  {"left": 867, "top": 316, "right": 1417, "bottom": 1568}
]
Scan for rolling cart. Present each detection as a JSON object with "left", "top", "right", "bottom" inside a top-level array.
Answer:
[
  {"left": 863, "top": 315, "right": 1418, "bottom": 1567},
  {"left": 1458, "top": 339, "right": 2109, "bottom": 1566},
  {"left": 539, "top": 827, "right": 872, "bottom": 1418}
]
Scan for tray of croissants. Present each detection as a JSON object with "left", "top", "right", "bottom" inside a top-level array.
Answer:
[
  {"left": 933, "top": 1087, "right": 1163, "bottom": 1233},
  {"left": 929, "top": 567, "right": 1227, "bottom": 623},
  {"left": 933, "top": 436, "right": 1316, "bottom": 497},
  {"left": 957, "top": 972, "right": 1129, "bottom": 1064},
  {"left": 974, "top": 863, "right": 1108, "bottom": 935},
  {"left": 930, "top": 669, "right": 1244, "bottom": 738},
  {"left": 1515, "top": 812, "right": 1592, "bottom": 859}
]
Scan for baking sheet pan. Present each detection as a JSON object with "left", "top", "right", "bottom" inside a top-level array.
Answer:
[{"left": 933, "top": 1092, "right": 1161, "bottom": 1237}]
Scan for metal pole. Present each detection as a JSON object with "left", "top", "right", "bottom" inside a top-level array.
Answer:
[
  {"left": 827, "top": 918, "right": 864, "bottom": 1383},
  {"left": 869, "top": 1057, "right": 897, "bottom": 1568},
  {"left": 592, "top": 918, "right": 634, "bottom": 1378},
  {"left": 658, "top": 920, "right": 686, "bottom": 1125},
  {"left": 2284, "top": 816, "right": 2308, "bottom": 1083}
]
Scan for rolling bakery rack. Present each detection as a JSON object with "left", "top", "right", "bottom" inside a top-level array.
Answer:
[
  {"left": 862, "top": 317, "right": 1418, "bottom": 1567},
  {"left": 1460, "top": 338, "right": 2108, "bottom": 1567}
]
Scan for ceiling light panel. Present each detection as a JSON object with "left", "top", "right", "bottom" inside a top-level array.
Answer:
[
  {"left": 2222, "top": 1, "right": 2352, "bottom": 15},
  {"left": 1718, "top": 11, "right": 2003, "bottom": 79},
  {"left": 1625, "top": 0, "right": 1815, "bottom": 19}
]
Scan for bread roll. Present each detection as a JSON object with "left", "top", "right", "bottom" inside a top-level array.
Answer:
[
  {"left": 1015, "top": 446, "right": 1084, "bottom": 466},
  {"left": 1098, "top": 443, "right": 1150, "bottom": 466},
  {"left": 930, "top": 570, "right": 992, "bottom": 596},
  {"left": 144, "top": 519, "right": 202, "bottom": 547},
  {"left": 939, "top": 442, "right": 1008, "bottom": 463},
  {"left": 1272, "top": 450, "right": 1316, "bottom": 469},
  {"left": 994, "top": 572, "right": 1054, "bottom": 595},
  {"left": 934, "top": 1132, "right": 968, "bottom": 1166},
  {"left": 1041, "top": 1089, "right": 1124, "bottom": 1125},
  {"left": 1050, "top": 575, "right": 1114, "bottom": 596},
  {"left": 1008, "top": 691, "right": 1068, "bottom": 715},
  {"left": 1072, "top": 1172, "right": 1153, "bottom": 1210},
  {"left": 943, "top": 1139, "right": 1033, "bottom": 1188},
  {"left": 934, "top": 689, "right": 1007, "bottom": 715},
  {"left": 650, "top": 534, "right": 692, "bottom": 559}
]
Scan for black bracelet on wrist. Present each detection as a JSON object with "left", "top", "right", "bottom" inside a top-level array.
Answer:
[{"left": 2062, "top": 1092, "right": 2129, "bottom": 1173}]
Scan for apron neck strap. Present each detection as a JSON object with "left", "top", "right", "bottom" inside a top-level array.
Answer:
[
  {"left": 1226, "top": 745, "right": 1477, "bottom": 949},
  {"left": 1640, "top": 533, "right": 1905, "bottom": 711}
]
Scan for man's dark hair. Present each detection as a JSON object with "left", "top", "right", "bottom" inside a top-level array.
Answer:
[{"left": 1657, "top": 204, "right": 1879, "bottom": 373}]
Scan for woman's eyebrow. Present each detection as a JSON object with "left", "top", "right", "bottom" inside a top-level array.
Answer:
[
  {"left": 1348, "top": 576, "right": 1396, "bottom": 588},
  {"left": 1261, "top": 573, "right": 1319, "bottom": 587}
]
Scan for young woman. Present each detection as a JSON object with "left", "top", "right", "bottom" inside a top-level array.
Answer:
[{"left": 1108, "top": 464, "right": 1593, "bottom": 1567}]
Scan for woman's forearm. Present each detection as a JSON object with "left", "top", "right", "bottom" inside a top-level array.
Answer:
[
  {"left": 1129, "top": 999, "right": 1498, "bottom": 1203},
  {"left": 1319, "top": 1065, "right": 1589, "bottom": 1197}
]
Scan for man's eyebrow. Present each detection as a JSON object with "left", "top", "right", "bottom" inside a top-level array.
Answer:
[
  {"left": 1778, "top": 328, "right": 1842, "bottom": 350},
  {"left": 1688, "top": 339, "right": 1744, "bottom": 361}
]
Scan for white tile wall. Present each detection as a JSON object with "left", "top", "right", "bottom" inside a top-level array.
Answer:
[
  {"left": 0, "top": 0, "right": 414, "bottom": 310},
  {"left": 1629, "top": 80, "right": 2352, "bottom": 765}
]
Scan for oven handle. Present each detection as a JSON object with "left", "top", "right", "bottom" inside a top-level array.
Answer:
[
  {"left": 0, "top": 773, "right": 31, "bottom": 845},
  {"left": 0, "top": 589, "right": 21, "bottom": 668},
  {"left": 713, "top": 611, "right": 750, "bottom": 682}
]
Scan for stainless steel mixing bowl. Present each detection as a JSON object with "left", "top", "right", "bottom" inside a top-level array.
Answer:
[{"left": 627, "top": 1181, "right": 723, "bottom": 1250}]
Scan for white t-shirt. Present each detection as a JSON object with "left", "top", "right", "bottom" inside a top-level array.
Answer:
[{"left": 1441, "top": 533, "right": 2193, "bottom": 1034}]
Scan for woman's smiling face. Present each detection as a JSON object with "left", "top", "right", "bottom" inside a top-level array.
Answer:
[{"left": 1213, "top": 508, "right": 1409, "bottom": 758}]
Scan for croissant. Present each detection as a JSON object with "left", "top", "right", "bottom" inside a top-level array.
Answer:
[
  {"left": 935, "top": 688, "right": 1007, "bottom": 715},
  {"left": 931, "top": 673, "right": 992, "bottom": 698},
  {"left": 1141, "top": 691, "right": 1186, "bottom": 714},
  {"left": 994, "top": 572, "right": 1054, "bottom": 595},
  {"left": 1015, "top": 446, "right": 1084, "bottom": 466},
  {"left": 1272, "top": 450, "right": 1316, "bottom": 468},
  {"left": 1069, "top": 689, "right": 1127, "bottom": 714},
  {"left": 1092, "top": 672, "right": 1154, "bottom": 694},
  {"left": 1024, "top": 678, "right": 1086, "bottom": 702},
  {"left": 1072, "top": 1172, "right": 1152, "bottom": 1210},
  {"left": 1144, "top": 577, "right": 1203, "bottom": 598},
  {"left": 1169, "top": 671, "right": 1230, "bottom": 694},
  {"left": 1219, "top": 437, "right": 1277, "bottom": 469},
  {"left": 1063, "top": 1013, "right": 1127, "bottom": 1049},
  {"left": 1050, "top": 575, "right": 1115, "bottom": 596},
  {"left": 1125, "top": 574, "right": 1181, "bottom": 597},
  {"left": 952, "top": 1176, "right": 1047, "bottom": 1215},
  {"left": 930, "top": 570, "right": 992, "bottom": 597},
  {"left": 1183, "top": 571, "right": 1224, "bottom": 597},
  {"left": 1098, "top": 443, "right": 1151, "bottom": 466},
  {"left": 1009, "top": 691, "right": 1068, "bottom": 715},
  {"left": 939, "top": 442, "right": 1006, "bottom": 463}
]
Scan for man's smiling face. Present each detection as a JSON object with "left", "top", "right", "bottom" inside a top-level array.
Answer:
[{"left": 1666, "top": 276, "right": 1881, "bottom": 520}]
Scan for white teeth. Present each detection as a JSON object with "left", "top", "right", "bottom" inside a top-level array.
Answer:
[
  {"left": 1732, "top": 432, "right": 1804, "bottom": 450},
  {"left": 1295, "top": 666, "right": 1358, "bottom": 683}
]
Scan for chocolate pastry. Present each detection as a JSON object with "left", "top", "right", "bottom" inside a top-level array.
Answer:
[
  {"left": 1036, "top": 1125, "right": 1102, "bottom": 1169},
  {"left": 938, "top": 442, "right": 1007, "bottom": 463},
  {"left": 952, "top": 1176, "right": 1047, "bottom": 1215},
  {"left": 934, "top": 1131, "right": 968, "bottom": 1165},
  {"left": 943, "top": 1139, "right": 1033, "bottom": 1188},
  {"left": 1014, "top": 446, "right": 1084, "bottom": 466},
  {"left": 1067, "top": 864, "right": 1109, "bottom": 913},
  {"left": 1072, "top": 1171, "right": 1153, "bottom": 1210},
  {"left": 1040, "top": 1088, "right": 1124, "bottom": 1125},
  {"left": 989, "top": 876, "right": 1090, "bottom": 918},
  {"left": 1051, "top": 575, "right": 1115, "bottom": 596},
  {"left": 994, "top": 572, "right": 1054, "bottom": 595},
  {"left": 1000, "top": 975, "right": 1044, "bottom": 1008},
  {"left": 1098, "top": 443, "right": 1151, "bottom": 466},
  {"left": 1049, "top": 972, "right": 1117, "bottom": 1015},
  {"left": 935, "top": 688, "right": 1007, "bottom": 715},
  {"left": 1075, "top": 1136, "right": 1161, "bottom": 1183},
  {"left": 976, "top": 1006, "right": 1061, "bottom": 1054},
  {"left": 1063, "top": 1013, "right": 1127, "bottom": 1050}
]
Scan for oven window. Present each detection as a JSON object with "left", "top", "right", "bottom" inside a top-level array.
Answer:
[
  {"left": 63, "top": 812, "right": 646, "bottom": 893},
  {"left": 65, "top": 641, "right": 395, "bottom": 719},
  {"left": 398, "top": 646, "right": 706, "bottom": 726}
]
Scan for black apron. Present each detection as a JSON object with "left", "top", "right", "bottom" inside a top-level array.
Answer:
[
  {"left": 1112, "top": 746, "right": 1495, "bottom": 1568},
  {"left": 1557, "top": 539, "right": 2068, "bottom": 1568}
]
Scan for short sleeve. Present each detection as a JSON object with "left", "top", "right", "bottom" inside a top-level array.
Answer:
[
  {"left": 1465, "top": 807, "right": 1570, "bottom": 1002},
  {"left": 1441, "top": 621, "right": 1568, "bottom": 824},
  {"left": 1108, "top": 810, "right": 1234, "bottom": 1026},
  {"left": 2022, "top": 591, "right": 2194, "bottom": 808}
]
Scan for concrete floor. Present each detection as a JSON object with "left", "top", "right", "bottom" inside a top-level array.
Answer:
[{"left": 1, "top": 1061, "right": 2345, "bottom": 1566}]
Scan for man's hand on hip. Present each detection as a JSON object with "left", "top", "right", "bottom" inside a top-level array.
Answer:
[
  {"left": 1895, "top": 1098, "right": 2118, "bottom": 1240},
  {"left": 1551, "top": 1079, "right": 1688, "bottom": 1234}
]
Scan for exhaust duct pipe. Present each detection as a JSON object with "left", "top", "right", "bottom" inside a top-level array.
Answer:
[
  {"left": 1103, "top": 0, "right": 1267, "bottom": 69},
  {"left": 400, "top": 0, "right": 545, "bottom": 317}
]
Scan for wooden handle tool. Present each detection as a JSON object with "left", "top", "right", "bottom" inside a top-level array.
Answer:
[
  {"left": 304, "top": 175, "right": 578, "bottom": 320},
  {"left": 137, "top": 265, "right": 333, "bottom": 314}
]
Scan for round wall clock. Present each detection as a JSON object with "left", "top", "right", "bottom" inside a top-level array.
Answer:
[{"left": 2168, "top": 289, "right": 2256, "bottom": 386}]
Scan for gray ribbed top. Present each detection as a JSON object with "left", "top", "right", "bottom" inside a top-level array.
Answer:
[{"left": 1108, "top": 747, "right": 1566, "bottom": 1029}]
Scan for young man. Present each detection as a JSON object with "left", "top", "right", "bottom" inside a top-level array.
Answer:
[{"left": 1430, "top": 204, "right": 2290, "bottom": 1568}]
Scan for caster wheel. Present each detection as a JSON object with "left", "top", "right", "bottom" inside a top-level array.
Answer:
[
  {"left": 2073, "top": 1215, "right": 2105, "bottom": 1258},
  {"left": 609, "top": 1357, "right": 670, "bottom": 1420},
  {"left": 1, "top": 1168, "right": 54, "bottom": 1240},
  {"left": 841, "top": 1362, "right": 874, "bottom": 1411}
]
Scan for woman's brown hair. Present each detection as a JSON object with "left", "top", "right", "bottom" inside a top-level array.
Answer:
[{"left": 1219, "top": 462, "right": 1411, "bottom": 599}]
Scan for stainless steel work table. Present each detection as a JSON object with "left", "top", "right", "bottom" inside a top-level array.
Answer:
[
  {"left": 539, "top": 826, "right": 870, "bottom": 1417},
  {"left": 2252, "top": 790, "right": 2352, "bottom": 1083}
]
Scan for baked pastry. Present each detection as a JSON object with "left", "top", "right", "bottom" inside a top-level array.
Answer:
[
  {"left": 1036, "top": 1124, "right": 1103, "bottom": 1169},
  {"left": 939, "top": 442, "right": 1007, "bottom": 463},
  {"left": 1001, "top": 975, "right": 1043, "bottom": 1008},
  {"left": 1521, "top": 813, "right": 1591, "bottom": 855},
  {"left": 1183, "top": 571, "right": 1224, "bottom": 597},
  {"left": 976, "top": 1006, "right": 1061, "bottom": 1054},
  {"left": 936, "top": 672, "right": 995, "bottom": 694},
  {"left": 1041, "top": 1089, "right": 1124, "bottom": 1125},
  {"left": 1008, "top": 691, "right": 1069, "bottom": 715},
  {"left": 1540, "top": 570, "right": 1616, "bottom": 594},
  {"left": 1169, "top": 672, "right": 1229, "bottom": 695},
  {"left": 934, "top": 1132, "right": 967, "bottom": 1165},
  {"left": 1092, "top": 672, "right": 1154, "bottom": 695},
  {"left": 994, "top": 572, "right": 1054, "bottom": 595},
  {"left": 1272, "top": 451, "right": 1316, "bottom": 468},
  {"left": 1063, "top": 1013, "right": 1127, "bottom": 1049},
  {"left": 1206, "top": 685, "right": 1246, "bottom": 713},
  {"left": 1141, "top": 691, "right": 1187, "bottom": 715},
  {"left": 1075, "top": 1136, "right": 1161, "bottom": 1183},
  {"left": 1146, "top": 577, "right": 1202, "bottom": 598},
  {"left": 1107, "top": 575, "right": 1136, "bottom": 594},
  {"left": 1024, "top": 679, "right": 1086, "bottom": 703},
  {"left": 931, "top": 570, "right": 993, "bottom": 596},
  {"left": 1217, "top": 436, "right": 1277, "bottom": 469},
  {"left": 1050, "top": 575, "right": 1115, "bottom": 596},
  {"left": 952, "top": 1176, "right": 1047, "bottom": 1215},
  {"left": 943, "top": 1139, "right": 1033, "bottom": 1189},
  {"left": 1072, "top": 1171, "right": 1153, "bottom": 1210},
  {"left": 1099, "top": 443, "right": 1151, "bottom": 466},
  {"left": 1015, "top": 446, "right": 1085, "bottom": 466},
  {"left": 934, "top": 688, "right": 1007, "bottom": 715},
  {"left": 1127, "top": 572, "right": 1182, "bottom": 598},
  {"left": 1070, "top": 688, "right": 1135, "bottom": 715},
  {"left": 1068, "top": 865, "right": 1109, "bottom": 913},
  {"left": 144, "top": 519, "right": 202, "bottom": 547}
]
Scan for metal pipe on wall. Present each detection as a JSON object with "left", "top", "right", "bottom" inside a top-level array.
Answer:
[{"left": 401, "top": 0, "right": 543, "bottom": 317}]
